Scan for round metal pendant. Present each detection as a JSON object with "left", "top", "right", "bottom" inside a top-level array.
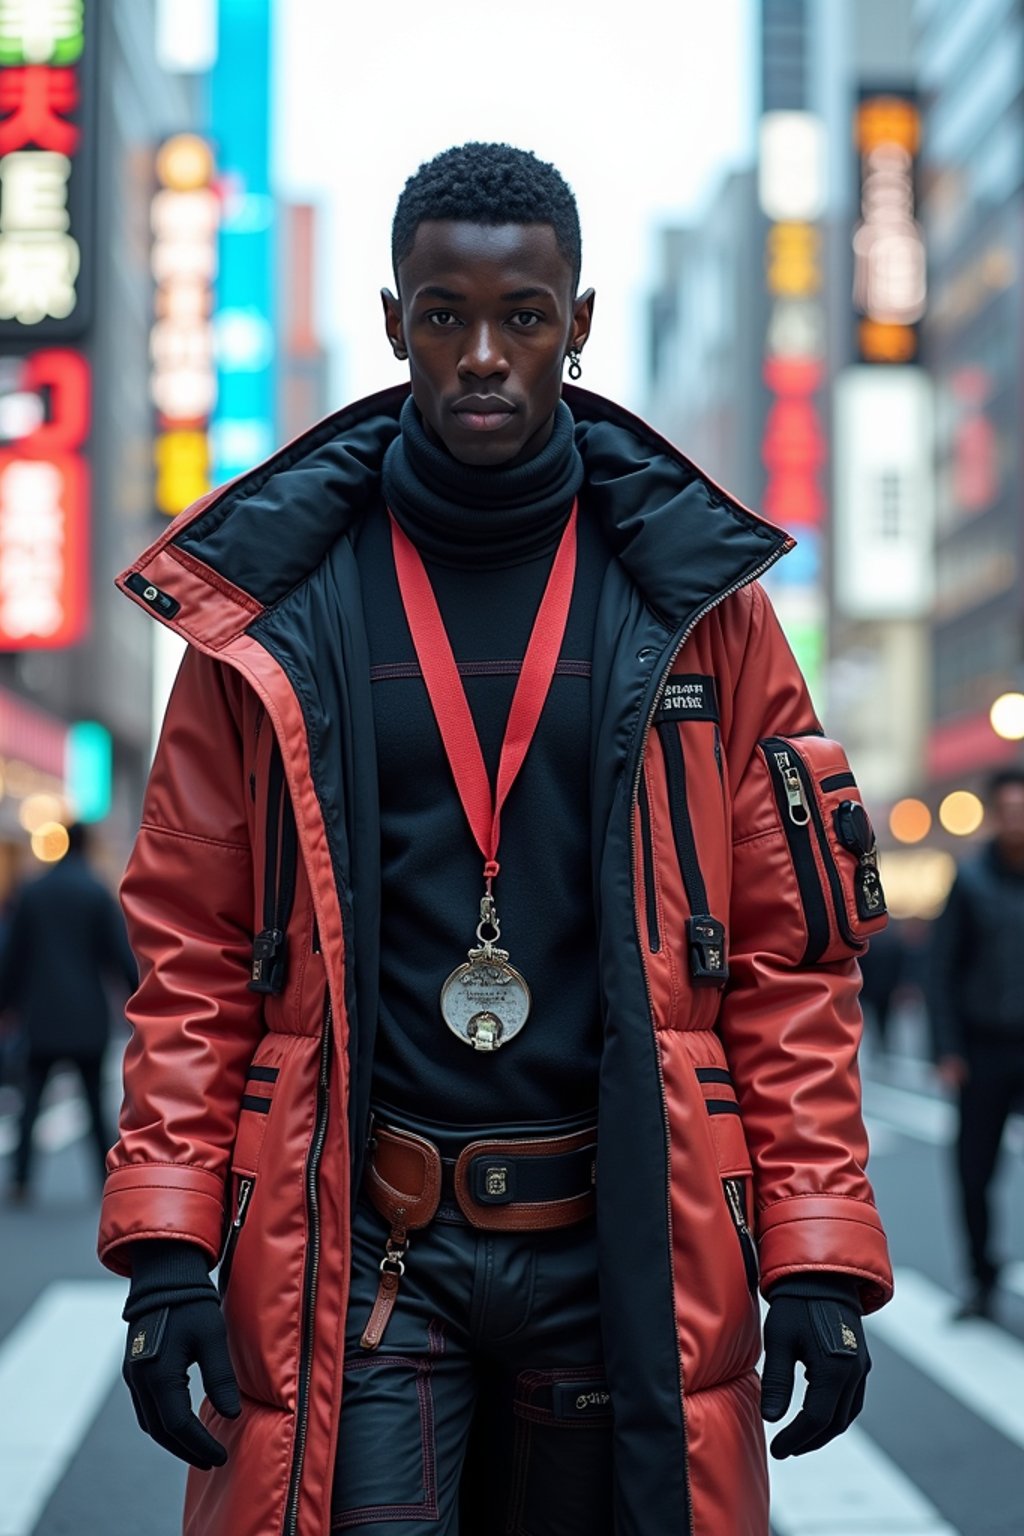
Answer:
[{"left": 440, "top": 955, "right": 532, "bottom": 1051}]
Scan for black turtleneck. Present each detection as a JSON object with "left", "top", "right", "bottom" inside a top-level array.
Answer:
[{"left": 357, "top": 399, "right": 610, "bottom": 1127}]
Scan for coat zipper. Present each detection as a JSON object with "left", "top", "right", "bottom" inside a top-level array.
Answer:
[
  {"left": 217, "top": 1174, "right": 254, "bottom": 1299},
  {"left": 637, "top": 770, "right": 661, "bottom": 952},
  {"left": 723, "top": 1176, "right": 759, "bottom": 1292},
  {"left": 250, "top": 741, "right": 299, "bottom": 995},
  {"left": 629, "top": 543, "right": 787, "bottom": 1536},
  {"left": 282, "top": 994, "right": 333, "bottom": 1536}
]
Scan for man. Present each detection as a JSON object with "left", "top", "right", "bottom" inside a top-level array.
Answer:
[
  {"left": 2, "top": 822, "right": 136, "bottom": 1202},
  {"left": 931, "top": 766, "right": 1024, "bottom": 1321},
  {"left": 99, "top": 144, "right": 893, "bottom": 1536}
]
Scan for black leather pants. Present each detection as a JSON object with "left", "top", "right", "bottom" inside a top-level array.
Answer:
[{"left": 330, "top": 1170, "right": 613, "bottom": 1534}]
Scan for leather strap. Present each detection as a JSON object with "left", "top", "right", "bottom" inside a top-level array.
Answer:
[
  {"left": 359, "top": 1125, "right": 442, "bottom": 1353},
  {"left": 454, "top": 1127, "right": 597, "bottom": 1231},
  {"left": 359, "top": 1262, "right": 403, "bottom": 1352}
]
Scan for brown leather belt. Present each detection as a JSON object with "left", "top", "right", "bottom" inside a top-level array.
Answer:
[{"left": 358, "top": 1120, "right": 597, "bottom": 1351}]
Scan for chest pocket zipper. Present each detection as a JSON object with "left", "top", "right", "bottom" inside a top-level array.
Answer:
[
  {"left": 655, "top": 721, "right": 729, "bottom": 985},
  {"left": 248, "top": 740, "right": 299, "bottom": 995}
]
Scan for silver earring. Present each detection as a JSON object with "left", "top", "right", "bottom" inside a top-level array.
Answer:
[{"left": 567, "top": 348, "right": 582, "bottom": 381}]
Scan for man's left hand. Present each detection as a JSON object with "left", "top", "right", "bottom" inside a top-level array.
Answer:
[{"left": 760, "top": 1280, "right": 870, "bottom": 1458}]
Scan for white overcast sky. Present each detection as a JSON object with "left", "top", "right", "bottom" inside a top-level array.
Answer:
[{"left": 272, "top": 0, "right": 754, "bottom": 412}]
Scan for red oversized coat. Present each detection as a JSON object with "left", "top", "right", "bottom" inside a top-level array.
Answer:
[{"left": 98, "top": 385, "right": 893, "bottom": 1536}]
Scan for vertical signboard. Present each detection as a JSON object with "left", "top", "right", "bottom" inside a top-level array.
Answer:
[
  {"left": 210, "top": 0, "right": 275, "bottom": 483},
  {"left": 758, "top": 101, "right": 829, "bottom": 704},
  {"left": 150, "top": 132, "right": 219, "bottom": 517},
  {"left": 853, "top": 90, "right": 925, "bottom": 365},
  {"left": 834, "top": 85, "right": 932, "bottom": 624},
  {"left": 0, "top": 0, "right": 92, "bottom": 648}
]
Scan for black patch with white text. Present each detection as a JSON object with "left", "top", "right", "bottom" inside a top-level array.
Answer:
[
  {"left": 551, "top": 1381, "right": 614, "bottom": 1420},
  {"left": 656, "top": 675, "right": 719, "bottom": 723}
]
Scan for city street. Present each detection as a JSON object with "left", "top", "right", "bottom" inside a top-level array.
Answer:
[{"left": 1, "top": 1020, "right": 1023, "bottom": 1536}]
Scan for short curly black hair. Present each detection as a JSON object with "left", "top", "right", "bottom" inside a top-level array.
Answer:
[{"left": 392, "top": 142, "right": 581, "bottom": 290}]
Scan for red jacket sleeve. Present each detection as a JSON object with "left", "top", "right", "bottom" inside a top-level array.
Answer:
[
  {"left": 719, "top": 584, "right": 893, "bottom": 1311},
  {"left": 98, "top": 647, "right": 260, "bottom": 1276}
]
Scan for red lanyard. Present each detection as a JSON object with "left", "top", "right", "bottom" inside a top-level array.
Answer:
[{"left": 388, "top": 500, "right": 578, "bottom": 893}]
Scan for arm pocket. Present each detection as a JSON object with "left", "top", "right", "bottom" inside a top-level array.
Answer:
[{"left": 758, "top": 734, "right": 887, "bottom": 965}]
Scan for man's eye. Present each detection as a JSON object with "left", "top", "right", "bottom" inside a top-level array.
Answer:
[
  {"left": 427, "top": 310, "right": 459, "bottom": 327},
  {"left": 511, "top": 311, "right": 541, "bottom": 328}
]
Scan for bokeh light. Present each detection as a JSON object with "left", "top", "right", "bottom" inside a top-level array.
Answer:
[
  {"left": 30, "top": 821, "right": 70, "bottom": 863},
  {"left": 990, "top": 692, "right": 1024, "bottom": 741},
  {"left": 938, "top": 790, "right": 984, "bottom": 837},
  {"left": 19, "top": 793, "right": 65, "bottom": 834},
  {"left": 889, "top": 798, "right": 932, "bottom": 844}
]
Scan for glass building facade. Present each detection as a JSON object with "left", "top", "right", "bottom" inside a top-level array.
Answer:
[{"left": 916, "top": 0, "right": 1024, "bottom": 781}]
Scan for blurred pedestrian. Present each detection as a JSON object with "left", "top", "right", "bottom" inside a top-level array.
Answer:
[
  {"left": 930, "top": 766, "right": 1024, "bottom": 1319},
  {"left": 859, "top": 917, "right": 906, "bottom": 1055},
  {"left": 1, "top": 822, "right": 137, "bottom": 1203}
]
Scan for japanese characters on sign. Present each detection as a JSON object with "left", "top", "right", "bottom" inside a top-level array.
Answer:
[
  {"left": 151, "top": 133, "right": 219, "bottom": 516},
  {"left": 0, "top": 347, "right": 90, "bottom": 646},
  {"left": 0, "top": 0, "right": 92, "bottom": 338}
]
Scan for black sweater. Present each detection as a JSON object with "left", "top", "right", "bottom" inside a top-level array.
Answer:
[{"left": 359, "top": 399, "right": 609, "bottom": 1126}]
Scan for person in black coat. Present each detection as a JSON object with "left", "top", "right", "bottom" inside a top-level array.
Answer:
[
  {"left": 930, "top": 766, "right": 1024, "bottom": 1318},
  {"left": 1, "top": 822, "right": 137, "bottom": 1201}
]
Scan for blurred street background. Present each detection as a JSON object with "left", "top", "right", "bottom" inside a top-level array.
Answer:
[{"left": 0, "top": 0, "right": 1023, "bottom": 1532}]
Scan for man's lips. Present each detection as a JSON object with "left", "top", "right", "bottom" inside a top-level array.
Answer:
[{"left": 451, "top": 397, "right": 517, "bottom": 432}]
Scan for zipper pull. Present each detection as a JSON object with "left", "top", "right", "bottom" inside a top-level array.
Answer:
[
  {"left": 233, "top": 1175, "right": 254, "bottom": 1229},
  {"left": 774, "top": 751, "right": 810, "bottom": 825},
  {"left": 724, "top": 1177, "right": 750, "bottom": 1234}
]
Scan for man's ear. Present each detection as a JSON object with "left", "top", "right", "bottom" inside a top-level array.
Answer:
[
  {"left": 381, "top": 288, "right": 407, "bottom": 361},
  {"left": 570, "top": 287, "right": 596, "bottom": 354}
]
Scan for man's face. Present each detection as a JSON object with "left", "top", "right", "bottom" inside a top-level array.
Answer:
[
  {"left": 990, "top": 782, "right": 1024, "bottom": 858},
  {"left": 383, "top": 220, "right": 594, "bottom": 467}
]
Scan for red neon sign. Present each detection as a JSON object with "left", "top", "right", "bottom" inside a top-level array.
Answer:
[
  {"left": 0, "top": 347, "right": 90, "bottom": 649},
  {"left": 761, "top": 357, "right": 827, "bottom": 528}
]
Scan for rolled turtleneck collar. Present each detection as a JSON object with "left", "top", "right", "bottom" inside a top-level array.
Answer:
[{"left": 381, "top": 395, "right": 584, "bottom": 569}]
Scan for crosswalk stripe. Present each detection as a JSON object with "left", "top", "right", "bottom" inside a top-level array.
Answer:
[
  {"left": 0, "top": 1281, "right": 126, "bottom": 1536},
  {"left": 769, "top": 1412, "right": 960, "bottom": 1534},
  {"left": 868, "top": 1268, "right": 1024, "bottom": 1450}
]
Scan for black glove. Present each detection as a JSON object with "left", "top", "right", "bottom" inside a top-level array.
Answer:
[
  {"left": 760, "top": 1272, "right": 870, "bottom": 1459},
  {"left": 122, "top": 1240, "right": 241, "bottom": 1470}
]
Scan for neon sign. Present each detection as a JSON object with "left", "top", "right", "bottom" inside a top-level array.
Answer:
[
  {"left": 758, "top": 106, "right": 828, "bottom": 703},
  {"left": 150, "top": 133, "right": 218, "bottom": 516},
  {"left": 0, "top": 0, "right": 92, "bottom": 338},
  {"left": 854, "top": 90, "right": 925, "bottom": 364},
  {"left": 0, "top": 346, "right": 90, "bottom": 646}
]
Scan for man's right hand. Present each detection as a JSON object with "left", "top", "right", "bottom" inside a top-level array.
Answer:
[{"left": 123, "top": 1297, "right": 241, "bottom": 1469}]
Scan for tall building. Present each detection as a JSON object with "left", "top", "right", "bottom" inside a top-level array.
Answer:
[
  {"left": 915, "top": 0, "right": 1024, "bottom": 794},
  {"left": 644, "top": 173, "right": 762, "bottom": 508},
  {"left": 0, "top": 0, "right": 205, "bottom": 860}
]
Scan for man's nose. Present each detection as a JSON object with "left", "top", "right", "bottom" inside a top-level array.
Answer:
[{"left": 459, "top": 322, "right": 509, "bottom": 379}]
